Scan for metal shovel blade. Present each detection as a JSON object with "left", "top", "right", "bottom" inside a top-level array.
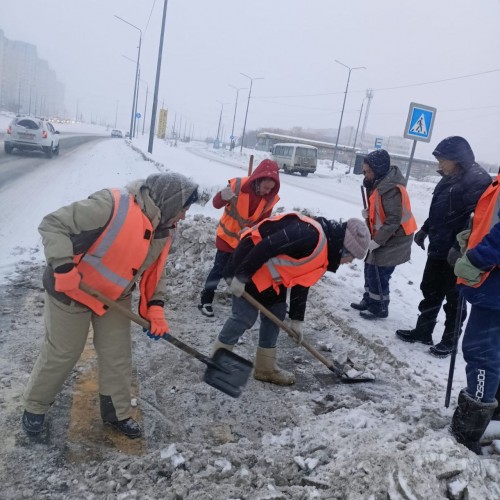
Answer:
[{"left": 203, "top": 348, "right": 254, "bottom": 398}]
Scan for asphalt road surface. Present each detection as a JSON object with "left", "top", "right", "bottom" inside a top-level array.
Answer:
[{"left": 0, "top": 134, "right": 107, "bottom": 190}]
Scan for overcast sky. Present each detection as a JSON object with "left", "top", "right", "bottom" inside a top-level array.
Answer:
[{"left": 3, "top": 0, "right": 500, "bottom": 164}]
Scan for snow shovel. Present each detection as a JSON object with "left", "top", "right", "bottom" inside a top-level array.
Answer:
[
  {"left": 241, "top": 291, "right": 375, "bottom": 383},
  {"left": 79, "top": 283, "right": 253, "bottom": 398}
]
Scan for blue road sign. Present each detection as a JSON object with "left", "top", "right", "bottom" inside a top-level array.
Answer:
[
  {"left": 136, "top": 112, "right": 142, "bottom": 119},
  {"left": 403, "top": 102, "right": 436, "bottom": 143}
]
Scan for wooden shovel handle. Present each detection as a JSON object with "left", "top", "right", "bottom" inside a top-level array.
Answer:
[
  {"left": 80, "top": 282, "right": 150, "bottom": 329},
  {"left": 78, "top": 283, "right": 211, "bottom": 365},
  {"left": 241, "top": 291, "right": 342, "bottom": 375}
]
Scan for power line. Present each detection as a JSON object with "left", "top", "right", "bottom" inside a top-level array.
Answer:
[{"left": 253, "top": 68, "right": 500, "bottom": 100}]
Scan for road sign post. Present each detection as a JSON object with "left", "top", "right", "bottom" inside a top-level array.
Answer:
[{"left": 403, "top": 102, "right": 437, "bottom": 182}]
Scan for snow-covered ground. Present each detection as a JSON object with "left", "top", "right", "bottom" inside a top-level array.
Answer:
[{"left": 0, "top": 133, "right": 499, "bottom": 499}]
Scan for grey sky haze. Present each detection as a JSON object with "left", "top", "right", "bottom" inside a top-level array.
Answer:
[{"left": 3, "top": 0, "right": 500, "bottom": 164}]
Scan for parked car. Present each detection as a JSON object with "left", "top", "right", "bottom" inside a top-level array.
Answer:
[
  {"left": 111, "top": 129, "right": 123, "bottom": 138},
  {"left": 4, "top": 116, "right": 60, "bottom": 158}
]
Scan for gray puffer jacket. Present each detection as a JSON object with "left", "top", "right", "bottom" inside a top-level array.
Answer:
[{"left": 366, "top": 165, "right": 414, "bottom": 267}]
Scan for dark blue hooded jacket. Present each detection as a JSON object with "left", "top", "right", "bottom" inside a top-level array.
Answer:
[{"left": 421, "top": 137, "right": 491, "bottom": 259}]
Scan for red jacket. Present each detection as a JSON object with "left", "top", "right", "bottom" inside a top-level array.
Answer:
[{"left": 213, "top": 159, "right": 280, "bottom": 252}]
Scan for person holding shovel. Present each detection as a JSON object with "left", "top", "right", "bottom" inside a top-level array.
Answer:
[
  {"left": 351, "top": 149, "right": 417, "bottom": 319},
  {"left": 22, "top": 172, "right": 199, "bottom": 439},
  {"left": 198, "top": 159, "right": 280, "bottom": 317},
  {"left": 213, "top": 212, "right": 370, "bottom": 385}
]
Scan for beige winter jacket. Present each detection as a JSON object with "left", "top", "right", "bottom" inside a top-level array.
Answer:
[{"left": 39, "top": 180, "right": 170, "bottom": 305}]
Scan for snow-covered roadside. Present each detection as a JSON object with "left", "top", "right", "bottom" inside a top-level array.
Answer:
[{"left": 0, "top": 137, "right": 498, "bottom": 499}]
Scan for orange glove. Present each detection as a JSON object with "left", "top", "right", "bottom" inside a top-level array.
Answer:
[
  {"left": 54, "top": 266, "right": 81, "bottom": 292},
  {"left": 147, "top": 305, "right": 169, "bottom": 336}
]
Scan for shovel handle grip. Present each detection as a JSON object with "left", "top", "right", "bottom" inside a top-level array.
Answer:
[{"left": 241, "top": 291, "right": 342, "bottom": 376}]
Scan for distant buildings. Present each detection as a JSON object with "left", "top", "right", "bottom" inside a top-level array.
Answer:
[{"left": 0, "top": 29, "right": 64, "bottom": 117}]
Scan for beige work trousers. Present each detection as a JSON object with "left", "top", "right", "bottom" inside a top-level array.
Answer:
[{"left": 23, "top": 292, "right": 133, "bottom": 420}]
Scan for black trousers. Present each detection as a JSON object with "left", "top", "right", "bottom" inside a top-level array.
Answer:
[
  {"left": 200, "top": 249, "right": 232, "bottom": 305},
  {"left": 417, "top": 257, "right": 467, "bottom": 343}
]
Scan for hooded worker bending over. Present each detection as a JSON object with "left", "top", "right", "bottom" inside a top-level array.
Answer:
[
  {"left": 198, "top": 159, "right": 280, "bottom": 317},
  {"left": 22, "top": 172, "right": 198, "bottom": 439},
  {"left": 213, "top": 212, "right": 370, "bottom": 386}
]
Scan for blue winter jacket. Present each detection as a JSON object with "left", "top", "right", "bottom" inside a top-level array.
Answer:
[
  {"left": 422, "top": 164, "right": 491, "bottom": 259},
  {"left": 460, "top": 208, "right": 500, "bottom": 310}
]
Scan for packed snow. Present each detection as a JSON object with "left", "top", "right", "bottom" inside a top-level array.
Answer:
[{"left": 0, "top": 130, "right": 499, "bottom": 499}]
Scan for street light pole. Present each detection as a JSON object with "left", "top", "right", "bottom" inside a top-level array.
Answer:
[
  {"left": 216, "top": 100, "right": 227, "bottom": 143},
  {"left": 330, "top": 60, "right": 366, "bottom": 171},
  {"left": 346, "top": 96, "right": 366, "bottom": 174},
  {"left": 239, "top": 73, "right": 264, "bottom": 154},
  {"left": 114, "top": 15, "right": 142, "bottom": 141},
  {"left": 114, "top": 100, "right": 119, "bottom": 128},
  {"left": 141, "top": 80, "right": 149, "bottom": 135},
  {"left": 148, "top": 0, "right": 169, "bottom": 153},
  {"left": 228, "top": 84, "right": 246, "bottom": 151}
]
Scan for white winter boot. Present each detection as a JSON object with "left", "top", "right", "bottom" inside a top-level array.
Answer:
[
  {"left": 212, "top": 339, "right": 235, "bottom": 355},
  {"left": 254, "top": 347, "right": 295, "bottom": 386}
]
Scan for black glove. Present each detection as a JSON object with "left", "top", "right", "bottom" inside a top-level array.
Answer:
[
  {"left": 414, "top": 229, "right": 427, "bottom": 250},
  {"left": 447, "top": 247, "right": 462, "bottom": 267}
]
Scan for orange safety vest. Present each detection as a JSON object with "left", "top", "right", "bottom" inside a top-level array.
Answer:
[
  {"left": 368, "top": 185, "right": 417, "bottom": 237},
  {"left": 216, "top": 177, "right": 279, "bottom": 249},
  {"left": 64, "top": 189, "right": 172, "bottom": 317},
  {"left": 241, "top": 212, "right": 328, "bottom": 294},
  {"left": 457, "top": 174, "right": 500, "bottom": 288}
]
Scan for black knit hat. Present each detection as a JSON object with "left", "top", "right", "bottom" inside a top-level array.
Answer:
[
  {"left": 364, "top": 149, "right": 391, "bottom": 179},
  {"left": 432, "top": 136, "right": 475, "bottom": 168}
]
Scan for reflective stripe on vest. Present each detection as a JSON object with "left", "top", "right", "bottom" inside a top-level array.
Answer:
[
  {"left": 216, "top": 177, "right": 279, "bottom": 249},
  {"left": 369, "top": 185, "right": 417, "bottom": 236},
  {"left": 65, "top": 188, "right": 158, "bottom": 315},
  {"left": 242, "top": 212, "right": 329, "bottom": 293},
  {"left": 80, "top": 189, "right": 132, "bottom": 289},
  {"left": 457, "top": 175, "right": 500, "bottom": 288}
]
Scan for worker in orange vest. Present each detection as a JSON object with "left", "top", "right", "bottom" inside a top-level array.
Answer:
[
  {"left": 450, "top": 172, "right": 500, "bottom": 454},
  {"left": 198, "top": 159, "right": 280, "bottom": 317},
  {"left": 213, "top": 212, "right": 370, "bottom": 386},
  {"left": 22, "top": 172, "right": 198, "bottom": 439},
  {"left": 351, "top": 149, "right": 417, "bottom": 319}
]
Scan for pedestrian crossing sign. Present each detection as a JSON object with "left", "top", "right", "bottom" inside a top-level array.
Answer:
[{"left": 404, "top": 102, "right": 437, "bottom": 142}]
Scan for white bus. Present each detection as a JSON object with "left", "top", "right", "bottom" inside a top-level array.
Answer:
[{"left": 270, "top": 143, "right": 317, "bottom": 177}]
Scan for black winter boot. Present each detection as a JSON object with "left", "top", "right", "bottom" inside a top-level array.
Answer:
[
  {"left": 100, "top": 394, "right": 142, "bottom": 439},
  {"left": 22, "top": 410, "right": 45, "bottom": 436},
  {"left": 396, "top": 318, "right": 436, "bottom": 345},
  {"left": 429, "top": 339, "right": 454, "bottom": 358},
  {"left": 360, "top": 300, "right": 389, "bottom": 319},
  {"left": 350, "top": 297, "right": 369, "bottom": 311},
  {"left": 450, "top": 390, "right": 498, "bottom": 454},
  {"left": 493, "top": 385, "right": 500, "bottom": 421}
]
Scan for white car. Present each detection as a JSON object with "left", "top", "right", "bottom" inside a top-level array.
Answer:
[
  {"left": 4, "top": 116, "right": 60, "bottom": 158},
  {"left": 111, "top": 129, "right": 123, "bottom": 138}
]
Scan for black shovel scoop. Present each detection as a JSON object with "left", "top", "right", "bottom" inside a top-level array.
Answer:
[{"left": 79, "top": 283, "right": 253, "bottom": 398}]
